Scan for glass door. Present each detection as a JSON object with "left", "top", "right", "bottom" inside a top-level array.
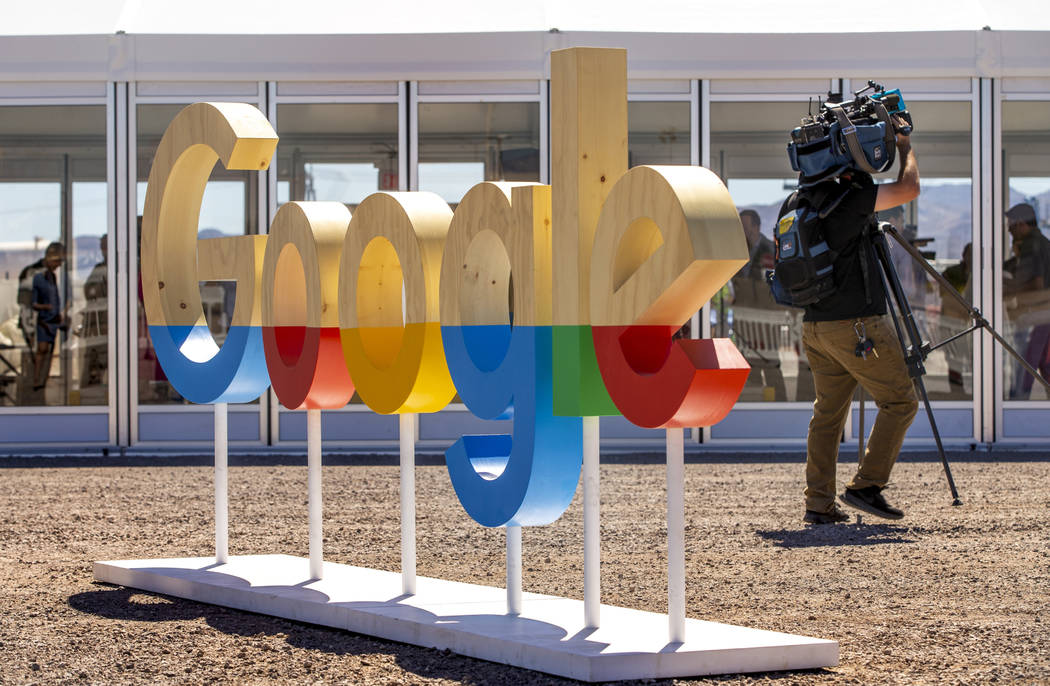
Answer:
[
  {"left": 0, "top": 103, "right": 111, "bottom": 445},
  {"left": 999, "top": 97, "right": 1050, "bottom": 439}
]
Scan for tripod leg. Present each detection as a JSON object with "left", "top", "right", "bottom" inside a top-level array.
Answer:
[
  {"left": 869, "top": 225, "right": 963, "bottom": 505},
  {"left": 913, "top": 376, "right": 962, "bottom": 506}
]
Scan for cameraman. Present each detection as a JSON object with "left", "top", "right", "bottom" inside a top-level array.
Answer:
[{"left": 797, "top": 116, "right": 920, "bottom": 524}]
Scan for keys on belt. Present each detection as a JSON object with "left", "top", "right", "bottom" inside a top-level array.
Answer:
[{"left": 854, "top": 321, "right": 879, "bottom": 360}]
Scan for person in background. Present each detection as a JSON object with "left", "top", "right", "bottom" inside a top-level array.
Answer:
[
  {"left": 31, "top": 242, "right": 67, "bottom": 392},
  {"left": 79, "top": 235, "right": 109, "bottom": 390},
  {"left": 737, "top": 209, "right": 776, "bottom": 280},
  {"left": 1003, "top": 203, "right": 1050, "bottom": 398},
  {"left": 731, "top": 209, "right": 787, "bottom": 401},
  {"left": 941, "top": 242, "right": 972, "bottom": 296}
]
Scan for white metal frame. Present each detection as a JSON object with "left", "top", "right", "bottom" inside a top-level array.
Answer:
[
  {"left": 0, "top": 85, "right": 115, "bottom": 447},
  {"left": 1, "top": 36, "right": 1048, "bottom": 451},
  {"left": 980, "top": 78, "right": 997, "bottom": 444},
  {"left": 128, "top": 82, "right": 268, "bottom": 447},
  {"left": 993, "top": 82, "right": 1050, "bottom": 443},
  {"left": 115, "top": 82, "right": 130, "bottom": 446}
]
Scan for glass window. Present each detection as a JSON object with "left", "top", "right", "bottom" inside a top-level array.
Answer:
[
  {"left": 276, "top": 103, "right": 399, "bottom": 208},
  {"left": 711, "top": 101, "right": 815, "bottom": 403},
  {"left": 710, "top": 99, "right": 974, "bottom": 403},
  {"left": 135, "top": 104, "right": 258, "bottom": 405},
  {"left": 1002, "top": 101, "right": 1050, "bottom": 401},
  {"left": 629, "top": 100, "right": 692, "bottom": 338},
  {"left": 0, "top": 105, "right": 108, "bottom": 407},
  {"left": 628, "top": 101, "right": 691, "bottom": 166},
  {"left": 884, "top": 101, "right": 973, "bottom": 401},
  {"left": 275, "top": 102, "right": 400, "bottom": 406},
  {"left": 417, "top": 102, "right": 540, "bottom": 206}
]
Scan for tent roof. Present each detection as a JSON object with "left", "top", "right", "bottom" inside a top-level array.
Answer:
[
  {"left": 7, "top": 0, "right": 1050, "bottom": 35},
  {"left": 3, "top": 1, "right": 1048, "bottom": 82}
]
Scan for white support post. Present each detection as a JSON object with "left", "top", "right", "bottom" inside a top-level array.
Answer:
[
  {"left": 400, "top": 412, "right": 417, "bottom": 595},
  {"left": 583, "top": 415, "right": 600, "bottom": 628},
  {"left": 307, "top": 409, "right": 323, "bottom": 580},
  {"left": 214, "top": 402, "right": 228, "bottom": 564},
  {"left": 506, "top": 524, "right": 522, "bottom": 615},
  {"left": 666, "top": 427, "right": 686, "bottom": 644}
]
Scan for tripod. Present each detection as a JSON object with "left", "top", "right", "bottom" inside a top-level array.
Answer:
[{"left": 865, "top": 221, "right": 1050, "bottom": 506}]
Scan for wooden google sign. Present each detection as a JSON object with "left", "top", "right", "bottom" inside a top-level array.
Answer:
[{"left": 141, "top": 47, "right": 751, "bottom": 529}]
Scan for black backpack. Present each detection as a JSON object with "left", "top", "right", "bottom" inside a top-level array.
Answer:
[{"left": 766, "top": 184, "right": 851, "bottom": 308}]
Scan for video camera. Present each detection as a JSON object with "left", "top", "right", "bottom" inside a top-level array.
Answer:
[{"left": 788, "top": 81, "right": 914, "bottom": 187}]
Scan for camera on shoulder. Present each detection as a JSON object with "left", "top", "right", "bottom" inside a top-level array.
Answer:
[{"left": 787, "top": 81, "right": 914, "bottom": 188}]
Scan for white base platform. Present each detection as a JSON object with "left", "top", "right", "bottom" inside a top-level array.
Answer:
[{"left": 94, "top": 554, "right": 837, "bottom": 682}]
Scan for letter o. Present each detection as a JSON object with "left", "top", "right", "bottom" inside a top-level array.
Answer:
[
  {"left": 261, "top": 201, "right": 355, "bottom": 410},
  {"left": 338, "top": 192, "right": 455, "bottom": 414}
]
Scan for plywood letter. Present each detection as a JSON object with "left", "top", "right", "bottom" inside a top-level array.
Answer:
[
  {"left": 140, "top": 102, "right": 277, "bottom": 404},
  {"left": 589, "top": 166, "right": 751, "bottom": 428}
]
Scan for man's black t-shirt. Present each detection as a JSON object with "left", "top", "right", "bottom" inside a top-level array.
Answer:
[{"left": 795, "top": 174, "right": 887, "bottom": 322}]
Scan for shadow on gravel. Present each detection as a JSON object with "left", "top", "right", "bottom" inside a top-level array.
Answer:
[
  {"left": 67, "top": 586, "right": 610, "bottom": 684},
  {"left": 7, "top": 448, "right": 1049, "bottom": 469},
  {"left": 69, "top": 585, "right": 537, "bottom": 683},
  {"left": 69, "top": 585, "right": 833, "bottom": 685},
  {"left": 755, "top": 523, "right": 917, "bottom": 548}
]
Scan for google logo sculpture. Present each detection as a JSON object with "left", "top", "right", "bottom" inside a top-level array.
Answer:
[{"left": 98, "top": 48, "right": 837, "bottom": 681}]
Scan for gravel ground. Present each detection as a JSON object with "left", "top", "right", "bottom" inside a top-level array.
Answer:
[{"left": 1, "top": 452, "right": 1048, "bottom": 685}]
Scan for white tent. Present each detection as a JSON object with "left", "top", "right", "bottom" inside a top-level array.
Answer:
[{"left": 3, "top": 0, "right": 1048, "bottom": 81}]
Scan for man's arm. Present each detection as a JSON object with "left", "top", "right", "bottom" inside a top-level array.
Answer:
[{"left": 875, "top": 121, "right": 920, "bottom": 212}]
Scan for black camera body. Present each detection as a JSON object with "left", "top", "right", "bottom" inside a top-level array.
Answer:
[{"left": 788, "top": 81, "right": 913, "bottom": 187}]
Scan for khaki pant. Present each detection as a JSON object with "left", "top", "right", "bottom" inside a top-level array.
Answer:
[{"left": 802, "top": 315, "right": 918, "bottom": 513}]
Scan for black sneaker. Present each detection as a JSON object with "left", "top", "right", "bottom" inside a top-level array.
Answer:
[
  {"left": 803, "top": 505, "right": 849, "bottom": 525},
  {"left": 840, "top": 486, "right": 904, "bottom": 520}
]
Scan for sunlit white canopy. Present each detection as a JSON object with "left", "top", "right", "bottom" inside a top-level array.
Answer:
[{"left": 2, "top": 0, "right": 1048, "bottom": 80}]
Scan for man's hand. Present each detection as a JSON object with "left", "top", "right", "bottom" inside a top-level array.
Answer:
[{"left": 893, "top": 116, "right": 911, "bottom": 149}]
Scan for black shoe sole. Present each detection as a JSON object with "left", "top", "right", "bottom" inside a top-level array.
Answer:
[
  {"left": 803, "top": 511, "right": 849, "bottom": 525},
  {"left": 839, "top": 491, "right": 903, "bottom": 520}
]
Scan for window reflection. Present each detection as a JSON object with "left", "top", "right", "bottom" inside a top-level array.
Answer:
[
  {"left": 135, "top": 104, "right": 255, "bottom": 405},
  {"left": 276, "top": 103, "right": 399, "bottom": 208},
  {"left": 628, "top": 101, "right": 690, "bottom": 165},
  {"left": 1003, "top": 101, "right": 1050, "bottom": 400},
  {"left": 275, "top": 102, "right": 400, "bottom": 406},
  {"left": 0, "top": 105, "right": 107, "bottom": 407},
  {"left": 418, "top": 102, "right": 539, "bottom": 205},
  {"left": 712, "top": 101, "right": 816, "bottom": 403},
  {"left": 883, "top": 101, "right": 973, "bottom": 401}
]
